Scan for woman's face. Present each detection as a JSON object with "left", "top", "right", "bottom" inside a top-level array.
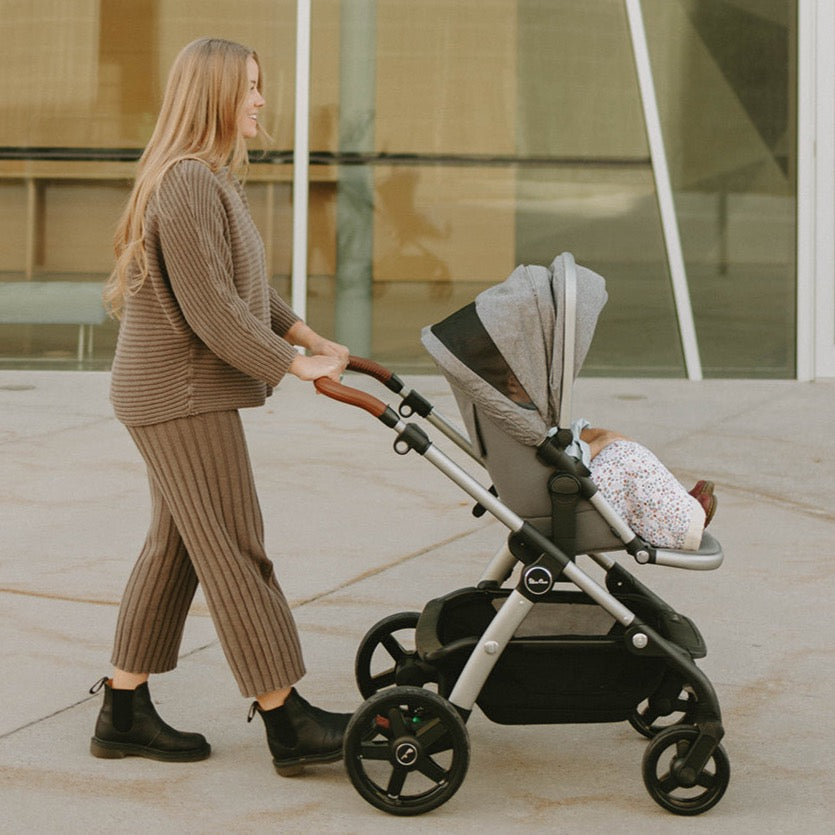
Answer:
[{"left": 238, "top": 56, "right": 265, "bottom": 140}]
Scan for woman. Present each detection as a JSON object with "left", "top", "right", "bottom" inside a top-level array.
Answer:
[{"left": 90, "top": 37, "right": 352, "bottom": 777}]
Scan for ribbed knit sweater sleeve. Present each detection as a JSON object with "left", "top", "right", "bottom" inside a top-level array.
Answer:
[
  {"left": 156, "top": 161, "right": 298, "bottom": 386},
  {"left": 269, "top": 286, "right": 300, "bottom": 338}
]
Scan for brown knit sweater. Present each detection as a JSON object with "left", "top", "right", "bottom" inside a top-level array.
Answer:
[{"left": 110, "top": 159, "right": 300, "bottom": 426}]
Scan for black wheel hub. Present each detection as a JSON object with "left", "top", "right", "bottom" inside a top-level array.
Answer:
[{"left": 393, "top": 738, "right": 421, "bottom": 768}]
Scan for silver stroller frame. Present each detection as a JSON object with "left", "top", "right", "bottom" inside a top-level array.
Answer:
[{"left": 316, "top": 256, "right": 729, "bottom": 817}]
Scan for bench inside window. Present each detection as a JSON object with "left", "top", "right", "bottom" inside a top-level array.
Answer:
[{"left": 0, "top": 281, "right": 107, "bottom": 362}]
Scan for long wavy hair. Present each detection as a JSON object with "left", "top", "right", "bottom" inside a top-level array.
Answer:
[{"left": 104, "top": 37, "right": 264, "bottom": 317}]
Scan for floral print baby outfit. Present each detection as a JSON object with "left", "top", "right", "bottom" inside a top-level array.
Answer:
[{"left": 589, "top": 440, "right": 705, "bottom": 550}]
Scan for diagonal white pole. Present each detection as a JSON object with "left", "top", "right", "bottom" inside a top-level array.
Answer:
[
  {"left": 811, "top": 0, "right": 835, "bottom": 380},
  {"left": 795, "top": 0, "right": 817, "bottom": 381},
  {"left": 800, "top": 0, "right": 835, "bottom": 380},
  {"left": 291, "top": 0, "right": 311, "bottom": 321},
  {"left": 625, "top": 0, "right": 703, "bottom": 380}
]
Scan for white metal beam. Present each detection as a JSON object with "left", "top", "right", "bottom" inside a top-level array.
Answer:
[
  {"left": 291, "top": 0, "right": 312, "bottom": 321},
  {"left": 625, "top": 0, "right": 703, "bottom": 380},
  {"left": 797, "top": 0, "right": 818, "bottom": 380},
  {"left": 802, "top": 0, "right": 835, "bottom": 380},
  {"left": 814, "top": 0, "right": 835, "bottom": 379}
]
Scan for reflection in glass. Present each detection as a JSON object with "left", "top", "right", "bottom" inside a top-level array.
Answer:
[
  {"left": 645, "top": 0, "right": 797, "bottom": 377},
  {"left": 0, "top": 0, "right": 800, "bottom": 378}
]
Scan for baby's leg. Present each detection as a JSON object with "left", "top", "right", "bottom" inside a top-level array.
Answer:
[{"left": 589, "top": 440, "right": 705, "bottom": 550}]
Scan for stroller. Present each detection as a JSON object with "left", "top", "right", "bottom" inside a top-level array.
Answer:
[{"left": 315, "top": 253, "right": 729, "bottom": 817}]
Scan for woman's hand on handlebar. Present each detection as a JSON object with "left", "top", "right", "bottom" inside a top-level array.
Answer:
[
  {"left": 285, "top": 322, "right": 349, "bottom": 364},
  {"left": 307, "top": 335, "right": 350, "bottom": 365},
  {"left": 289, "top": 352, "right": 347, "bottom": 382},
  {"left": 284, "top": 321, "right": 349, "bottom": 381}
]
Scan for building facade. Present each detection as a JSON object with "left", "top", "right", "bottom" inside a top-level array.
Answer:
[{"left": 2, "top": 0, "right": 831, "bottom": 379}]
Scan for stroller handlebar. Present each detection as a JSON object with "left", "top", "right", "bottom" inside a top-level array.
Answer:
[
  {"left": 346, "top": 355, "right": 405, "bottom": 393},
  {"left": 314, "top": 366, "right": 401, "bottom": 428},
  {"left": 314, "top": 376, "right": 386, "bottom": 417},
  {"left": 316, "top": 356, "right": 455, "bottom": 439}
]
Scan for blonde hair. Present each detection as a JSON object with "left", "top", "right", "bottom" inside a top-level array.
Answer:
[{"left": 104, "top": 37, "right": 263, "bottom": 317}]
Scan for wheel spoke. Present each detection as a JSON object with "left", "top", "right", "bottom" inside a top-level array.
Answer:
[
  {"left": 696, "top": 769, "right": 717, "bottom": 790},
  {"left": 380, "top": 633, "right": 408, "bottom": 662},
  {"left": 641, "top": 706, "right": 662, "bottom": 724},
  {"left": 387, "top": 706, "right": 409, "bottom": 738},
  {"left": 418, "top": 755, "right": 450, "bottom": 784},
  {"left": 386, "top": 765, "right": 408, "bottom": 798},
  {"left": 369, "top": 668, "right": 396, "bottom": 689},
  {"left": 658, "top": 770, "right": 679, "bottom": 794},
  {"left": 359, "top": 739, "right": 391, "bottom": 761},
  {"left": 416, "top": 718, "right": 453, "bottom": 755}
]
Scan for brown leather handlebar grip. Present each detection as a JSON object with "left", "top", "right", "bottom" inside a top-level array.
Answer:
[
  {"left": 347, "top": 355, "right": 396, "bottom": 385},
  {"left": 313, "top": 376, "right": 389, "bottom": 419}
]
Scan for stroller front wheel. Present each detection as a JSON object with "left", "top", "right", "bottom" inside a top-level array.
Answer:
[
  {"left": 642, "top": 725, "right": 730, "bottom": 815},
  {"left": 629, "top": 686, "right": 697, "bottom": 738},
  {"left": 344, "top": 686, "right": 470, "bottom": 816},
  {"left": 355, "top": 611, "right": 436, "bottom": 698}
]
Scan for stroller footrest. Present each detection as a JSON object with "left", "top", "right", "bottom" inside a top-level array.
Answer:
[{"left": 650, "top": 532, "right": 723, "bottom": 571}]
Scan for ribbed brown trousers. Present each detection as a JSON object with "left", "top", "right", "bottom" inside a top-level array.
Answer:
[{"left": 111, "top": 410, "right": 306, "bottom": 697}]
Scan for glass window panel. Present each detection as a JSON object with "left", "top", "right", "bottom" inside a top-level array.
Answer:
[
  {"left": 644, "top": 0, "right": 797, "bottom": 378},
  {"left": 0, "top": 0, "right": 800, "bottom": 379},
  {"left": 368, "top": 164, "right": 515, "bottom": 370},
  {"left": 373, "top": 0, "right": 517, "bottom": 156},
  {"left": 516, "top": 166, "right": 684, "bottom": 375},
  {"left": 517, "top": 0, "right": 647, "bottom": 159},
  {"left": 515, "top": 0, "right": 683, "bottom": 375},
  {"left": 0, "top": 182, "right": 28, "bottom": 272},
  {"left": 41, "top": 182, "right": 127, "bottom": 273},
  {"left": 0, "top": 0, "right": 297, "bottom": 368},
  {"left": 330, "top": 0, "right": 686, "bottom": 375},
  {"left": 0, "top": 0, "right": 101, "bottom": 147}
]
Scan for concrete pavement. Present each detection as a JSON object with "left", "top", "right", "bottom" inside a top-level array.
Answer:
[{"left": 1, "top": 369, "right": 833, "bottom": 833}]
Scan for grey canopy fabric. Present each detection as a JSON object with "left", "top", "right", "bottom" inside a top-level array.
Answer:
[{"left": 421, "top": 253, "right": 608, "bottom": 447}]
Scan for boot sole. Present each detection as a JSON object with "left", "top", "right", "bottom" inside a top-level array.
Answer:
[
  {"left": 90, "top": 737, "right": 211, "bottom": 762},
  {"left": 273, "top": 747, "right": 343, "bottom": 777}
]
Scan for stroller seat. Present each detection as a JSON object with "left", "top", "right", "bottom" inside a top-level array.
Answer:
[
  {"left": 423, "top": 253, "right": 722, "bottom": 571},
  {"left": 453, "top": 386, "right": 622, "bottom": 552},
  {"left": 453, "top": 383, "right": 723, "bottom": 561}
]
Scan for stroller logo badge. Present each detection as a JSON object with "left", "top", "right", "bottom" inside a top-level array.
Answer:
[
  {"left": 523, "top": 566, "right": 554, "bottom": 596},
  {"left": 395, "top": 741, "right": 419, "bottom": 766}
]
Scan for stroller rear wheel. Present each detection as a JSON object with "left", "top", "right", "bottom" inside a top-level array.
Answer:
[
  {"left": 629, "top": 686, "right": 697, "bottom": 738},
  {"left": 344, "top": 686, "right": 470, "bottom": 816},
  {"left": 355, "top": 611, "right": 436, "bottom": 698},
  {"left": 642, "top": 725, "right": 730, "bottom": 815}
]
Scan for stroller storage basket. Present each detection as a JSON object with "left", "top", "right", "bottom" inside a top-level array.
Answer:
[{"left": 417, "top": 586, "right": 705, "bottom": 725}]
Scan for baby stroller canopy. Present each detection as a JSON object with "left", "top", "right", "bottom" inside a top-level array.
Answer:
[{"left": 421, "top": 254, "right": 608, "bottom": 447}]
